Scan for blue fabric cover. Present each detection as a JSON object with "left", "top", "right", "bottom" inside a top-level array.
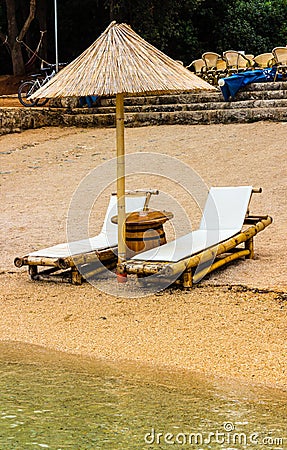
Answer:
[
  {"left": 79, "top": 95, "right": 99, "bottom": 107},
  {"left": 220, "top": 68, "right": 279, "bottom": 101}
]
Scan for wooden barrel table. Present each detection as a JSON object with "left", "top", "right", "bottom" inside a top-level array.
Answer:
[{"left": 111, "top": 210, "right": 173, "bottom": 257}]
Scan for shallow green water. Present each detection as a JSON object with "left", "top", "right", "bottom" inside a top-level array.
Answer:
[{"left": 0, "top": 342, "right": 286, "bottom": 450}]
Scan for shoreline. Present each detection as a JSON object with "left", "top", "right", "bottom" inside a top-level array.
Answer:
[
  {"left": 0, "top": 327, "right": 286, "bottom": 395},
  {"left": 0, "top": 272, "right": 286, "bottom": 391}
]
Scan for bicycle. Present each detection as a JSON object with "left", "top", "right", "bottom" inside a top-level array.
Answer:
[{"left": 18, "top": 63, "right": 66, "bottom": 107}]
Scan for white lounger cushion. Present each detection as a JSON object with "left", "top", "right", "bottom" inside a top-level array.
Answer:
[
  {"left": 132, "top": 186, "right": 252, "bottom": 263},
  {"left": 130, "top": 229, "right": 238, "bottom": 263},
  {"left": 199, "top": 186, "right": 253, "bottom": 230},
  {"left": 29, "top": 233, "right": 115, "bottom": 259},
  {"left": 29, "top": 195, "right": 147, "bottom": 259}
]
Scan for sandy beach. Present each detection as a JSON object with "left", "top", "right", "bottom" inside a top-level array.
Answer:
[{"left": 1, "top": 122, "right": 286, "bottom": 390}]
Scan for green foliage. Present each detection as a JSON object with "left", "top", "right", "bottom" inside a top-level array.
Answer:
[
  {"left": 105, "top": 0, "right": 201, "bottom": 64},
  {"left": 216, "top": 0, "right": 287, "bottom": 54},
  {"left": 2, "top": 0, "right": 287, "bottom": 74},
  {"left": 195, "top": 0, "right": 287, "bottom": 57}
]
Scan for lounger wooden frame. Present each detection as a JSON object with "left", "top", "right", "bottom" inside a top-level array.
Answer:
[
  {"left": 14, "top": 246, "right": 118, "bottom": 285},
  {"left": 120, "top": 215, "right": 272, "bottom": 289},
  {"left": 14, "top": 189, "right": 158, "bottom": 285}
]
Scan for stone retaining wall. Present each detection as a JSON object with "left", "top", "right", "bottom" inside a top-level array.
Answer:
[
  {"left": 1, "top": 104, "right": 287, "bottom": 136},
  {"left": 0, "top": 81, "right": 287, "bottom": 135},
  {"left": 0, "top": 107, "right": 63, "bottom": 135}
]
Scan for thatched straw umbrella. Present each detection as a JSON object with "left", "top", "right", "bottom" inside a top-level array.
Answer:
[{"left": 31, "top": 21, "right": 215, "bottom": 269}]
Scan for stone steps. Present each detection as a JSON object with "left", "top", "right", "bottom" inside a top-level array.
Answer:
[
  {"left": 89, "top": 97, "right": 287, "bottom": 115},
  {"left": 0, "top": 80, "right": 286, "bottom": 135},
  {"left": 1, "top": 104, "right": 287, "bottom": 136},
  {"left": 60, "top": 107, "right": 287, "bottom": 128},
  {"left": 61, "top": 81, "right": 287, "bottom": 127},
  {"left": 101, "top": 92, "right": 224, "bottom": 107},
  {"left": 69, "top": 81, "right": 287, "bottom": 123}
]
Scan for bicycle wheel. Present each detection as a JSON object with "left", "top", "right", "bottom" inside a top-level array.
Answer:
[
  {"left": 18, "top": 81, "right": 38, "bottom": 107},
  {"left": 35, "top": 97, "right": 50, "bottom": 106}
]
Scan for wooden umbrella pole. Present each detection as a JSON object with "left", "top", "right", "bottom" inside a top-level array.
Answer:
[{"left": 116, "top": 92, "right": 126, "bottom": 268}]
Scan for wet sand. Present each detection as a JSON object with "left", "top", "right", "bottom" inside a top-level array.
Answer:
[{"left": 0, "top": 123, "right": 286, "bottom": 389}]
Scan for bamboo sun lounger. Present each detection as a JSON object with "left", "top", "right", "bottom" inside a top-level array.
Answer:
[
  {"left": 120, "top": 186, "right": 272, "bottom": 288},
  {"left": 14, "top": 189, "right": 158, "bottom": 284}
]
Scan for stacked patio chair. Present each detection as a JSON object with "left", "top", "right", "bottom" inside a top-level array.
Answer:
[
  {"left": 223, "top": 50, "right": 252, "bottom": 75},
  {"left": 202, "top": 52, "right": 222, "bottom": 85},
  {"left": 187, "top": 46, "right": 287, "bottom": 83},
  {"left": 272, "top": 47, "right": 287, "bottom": 80},
  {"left": 216, "top": 58, "right": 227, "bottom": 70},
  {"left": 253, "top": 53, "right": 275, "bottom": 69},
  {"left": 245, "top": 54, "right": 255, "bottom": 67},
  {"left": 186, "top": 58, "right": 206, "bottom": 78}
]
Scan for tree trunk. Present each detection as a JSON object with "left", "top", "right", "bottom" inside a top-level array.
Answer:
[
  {"left": 5, "top": 0, "right": 37, "bottom": 76},
  {"left": 5, "top": 0, "right": 26, "bottom": 75},
  {"left": 37, "top": 0, "right": 48, "bottom": 64},
  {"left": 18, "top": 0, "right": 36, "bottom": 41}
]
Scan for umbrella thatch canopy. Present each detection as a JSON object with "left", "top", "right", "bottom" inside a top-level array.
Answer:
[
  {"left": 32, "top": 21, "right": 215, "bottom": 271},
  {"left": 32, "top": 21, "right": 214, "bottom": 98}
]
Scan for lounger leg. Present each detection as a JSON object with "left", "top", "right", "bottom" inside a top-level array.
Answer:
[
  {"left": 182, "top": 268, "right": 193, "bottom": 289},
  {"left": 245, "top": 237, "right": 254, "bottom": 259},
  {"left": 29, "top": 265, "right": 38, "bottom": 280},
  {"left": 274, "top": 68, "right": 279, "bottom": 82},
  {"left": 71, "top": 268, "right": 83, "bottom": 285}
]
